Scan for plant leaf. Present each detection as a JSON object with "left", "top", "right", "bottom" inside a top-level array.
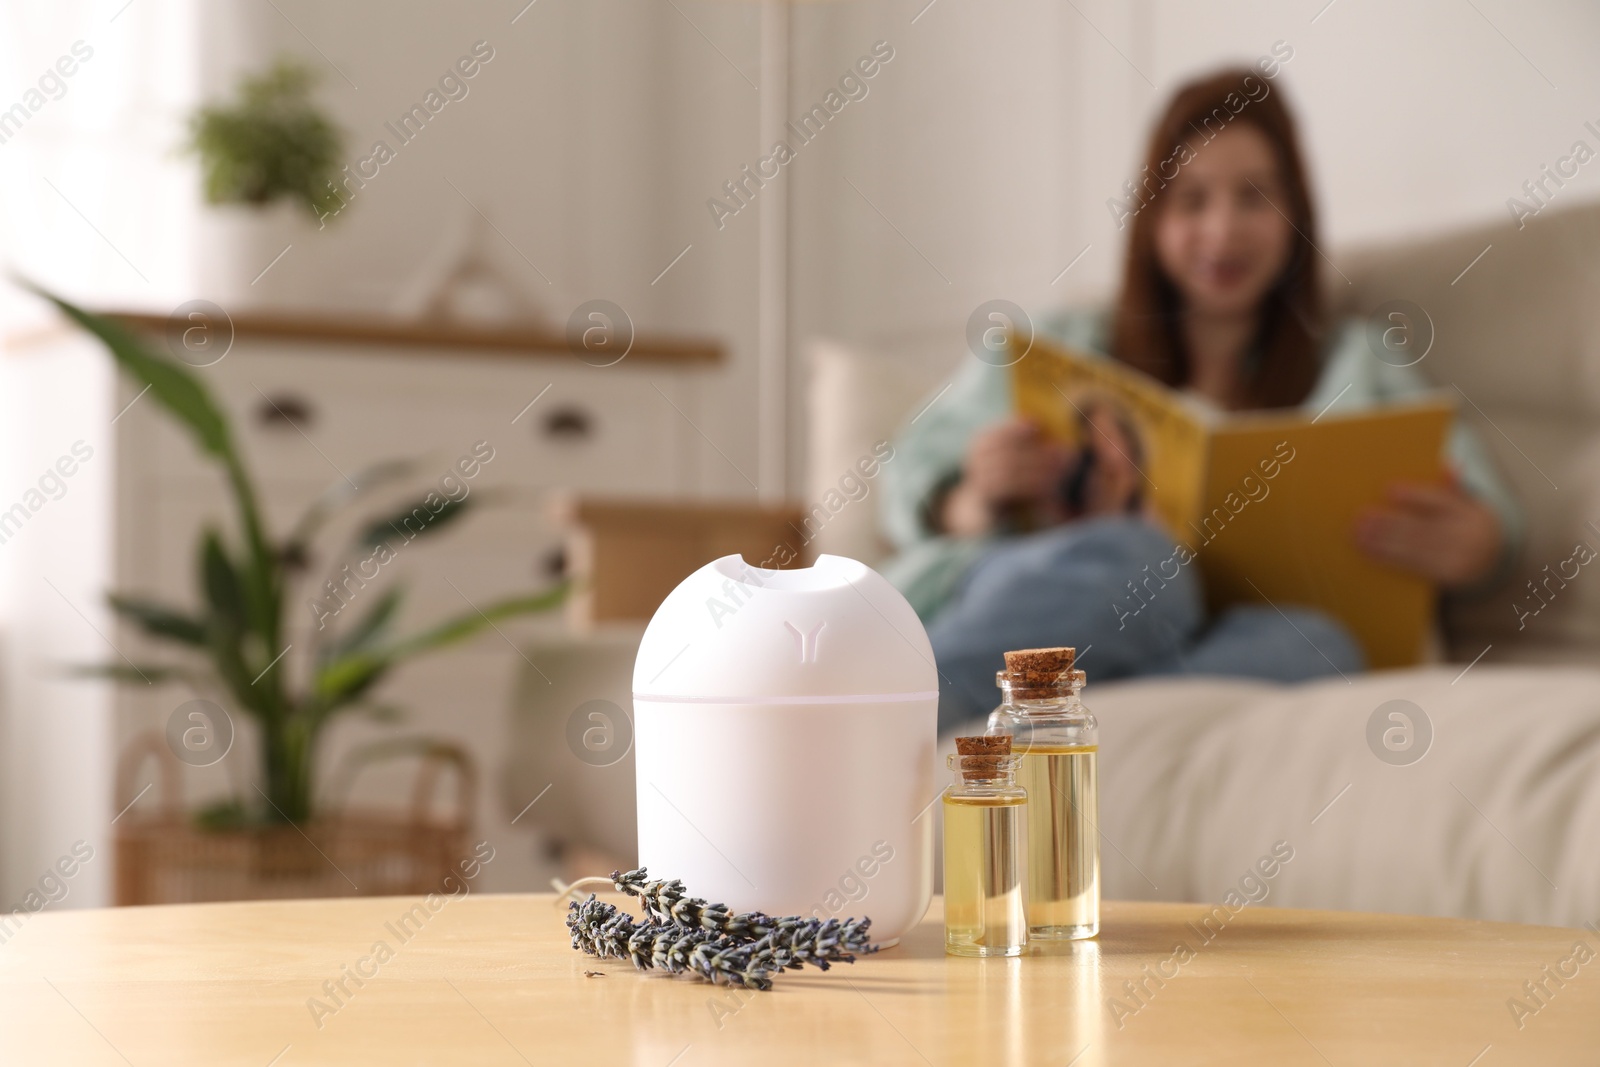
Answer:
[
  {"left": 285, "top": 458, "right": 420, "bottom": 551},
  {"left": 108, "top": 594, "right": 207, "bottom": 647},
  {"left": 27, "top": 287, "right": 233, "bottom": 458},
  {"left": 200, "top": 531, "right": 247, "bottom": 633},
  {"left": 310, "top": 652, "right": 387, "bottom": 706},
  {"left": 28, "top": 285, "right": 283, "bottom": 659},
  {"left": 308, "top": 584, "right": 566, "bottom": 716},
  {"left": 198, "top": 531, "right": 266, "bottom": 710},
  {"left": 356, "top": 496, "right": 471, "bottom": 554},
  {"left": 385, "top": 585, "right": 567, "bottom": 660},
  {"left": 326, "top": 586, "right": 405, "bottom": 659}
]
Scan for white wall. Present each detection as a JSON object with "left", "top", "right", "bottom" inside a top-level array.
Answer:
[{"left": 789, "top": 0, "right": 1126, "bottom": 336}]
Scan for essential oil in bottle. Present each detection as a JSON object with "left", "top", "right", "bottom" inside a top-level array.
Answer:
[
  {"left": 942, "top": 735, "right": 1028, "bottom": 957},
  {"left": 987, "top": 648, "right": 1100, "bottom": 940}
]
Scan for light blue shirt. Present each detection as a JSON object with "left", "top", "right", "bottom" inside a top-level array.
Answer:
[{"left": 879, "top": 309, "right": 1525, "bottom": 618}]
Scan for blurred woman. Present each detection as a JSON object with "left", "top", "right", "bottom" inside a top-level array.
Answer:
[{"left": 881, "top": 67, "right": 1522, "bottom": 731}]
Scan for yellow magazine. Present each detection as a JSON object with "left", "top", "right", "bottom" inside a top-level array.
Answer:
[{"left": 1009, "top": 333, "right": 1453, "bottom": 669}]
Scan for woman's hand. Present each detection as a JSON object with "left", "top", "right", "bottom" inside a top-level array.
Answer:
[
  {"left": 1354, "top": 481, "right": 1504, "bottom": 589},
  {"left": 940, "top": 418, "right": 1071, "bottom": 537}
]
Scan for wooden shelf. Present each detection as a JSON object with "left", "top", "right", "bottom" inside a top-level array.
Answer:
[{"left": 106, "top": 309, "right": 723, "bottom": 365}]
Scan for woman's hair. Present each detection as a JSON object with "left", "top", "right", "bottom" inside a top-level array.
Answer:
[{"left": 1109, "top": 67, "right": 1322, "bottom": 409}]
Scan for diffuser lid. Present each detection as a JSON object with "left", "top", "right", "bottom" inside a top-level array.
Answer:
[{"left": 632, "top": 554, "right": 938, "bottom": 703}]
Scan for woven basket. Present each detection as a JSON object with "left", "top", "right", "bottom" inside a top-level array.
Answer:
[{"left": 113, "top": 732, "right": 476, "bottom": 905}]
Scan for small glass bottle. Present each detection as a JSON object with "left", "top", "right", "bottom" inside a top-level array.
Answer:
[
  {"left": 987, "top": 648, "right": 1099, "bottom": 940},
  {"left": 942, "top": 738, "right": 1028, "bottom": 957}
]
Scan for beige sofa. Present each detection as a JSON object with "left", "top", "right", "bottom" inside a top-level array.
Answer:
[{"left": 511, "top": 200, "right": 1600, "bottom": 926}]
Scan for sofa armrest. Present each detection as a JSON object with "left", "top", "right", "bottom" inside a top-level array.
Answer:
[{"left": 551, "top": 495, "right": 808, "bottom": 627}]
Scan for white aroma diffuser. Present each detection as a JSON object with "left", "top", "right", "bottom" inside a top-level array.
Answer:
[{"left": 633, "top": 553, "right": 937, "bottom": 944}]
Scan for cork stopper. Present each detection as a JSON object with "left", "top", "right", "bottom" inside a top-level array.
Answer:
[
  {"left": 1002, "top": 647, "right": 1076, "bottom": 697},
  {"left": 954, "top": 735, "right": 1011, "bottom": 782}
]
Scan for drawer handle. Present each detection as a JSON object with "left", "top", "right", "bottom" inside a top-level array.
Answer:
[
  {"left": 255, "top": 393, "right": 315, "bottom": 431},
  {"left": 543, "top": 405, "right": 593, "bottom": 440}
]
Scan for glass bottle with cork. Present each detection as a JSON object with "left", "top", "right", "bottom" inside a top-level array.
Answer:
[
  {"left": 987, "top": 646, "right": 1099, "bottom": 940},
  {"left": 942, "top": 735, "right": 1028, "bottom": 957}
]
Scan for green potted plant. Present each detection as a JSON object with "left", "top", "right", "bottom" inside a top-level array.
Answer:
[
  {"left": 37, "top": 288, "right": 563, "bottom": 842},
  {"left": 187, "top": 56, "right": 343, "bottom": 221},
  {"left": 184, "top": 56, "right": 345, "bottom": 306}
]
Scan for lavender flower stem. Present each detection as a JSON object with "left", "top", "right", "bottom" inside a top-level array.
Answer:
[{"left": 564, "top": 868, "right": 880, "bottom": 991}]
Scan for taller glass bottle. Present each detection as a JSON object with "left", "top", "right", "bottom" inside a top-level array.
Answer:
[{"left": 987, "top": 648, "right": 1099, "bottom": 940}]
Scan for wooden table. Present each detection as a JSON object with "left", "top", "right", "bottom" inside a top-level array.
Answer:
[{"left": 1, "top": 893, "right": 1595, "bottom": 1065}]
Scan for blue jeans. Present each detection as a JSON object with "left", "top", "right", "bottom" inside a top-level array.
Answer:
[{"left": 925, "top": 517, "right": 1365, "bottom": 732}]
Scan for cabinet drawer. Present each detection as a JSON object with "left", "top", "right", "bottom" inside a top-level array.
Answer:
[{"left": 140, "top": 342, "right": 698, "bottom": 498}]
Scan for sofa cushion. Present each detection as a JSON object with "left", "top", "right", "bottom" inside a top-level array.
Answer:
[
  {"left": 1336, "top": 201, "right": 1600, "bottom": 663},
  {"left": 1336, "top": 200, "right": 1600, "bottom": 422}
]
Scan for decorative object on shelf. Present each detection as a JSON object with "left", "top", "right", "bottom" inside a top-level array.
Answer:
[
  {"left": 987, "top": 648, "right": 1101, "bottom": 940},
  {"left": 36, "top": 288, "right": 566, "bottom": 833},
  {"left": 112, "top": 733, "right": 475, "bottom": 905},
  {"left": 565, "top": 868, "right": 877, "bottom": 990},
  {"left": 942, "top": 735, "right": 1028, "bottom": 957},
  {"left": 631, "top": 553, "right": 937, "bottom": 944},
  {"left": 390, "top": 199, "right": 550, "bottom": 328},
  {"left": 186, "top": 56, "right": 343, "bottom": 220}
]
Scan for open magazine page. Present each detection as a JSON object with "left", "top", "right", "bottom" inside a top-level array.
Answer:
[
  {"left": 1201, "top": 403, "right": 1452, "bottom": 668},
  {"left": 1008, "top": 332, "right": 1455, "bottom": 667},
  {"left": 1007, "top": 333, "right": 1211, "bottom": 535}
]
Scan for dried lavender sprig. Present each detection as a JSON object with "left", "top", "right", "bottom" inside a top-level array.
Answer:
[
  {"left": 568, "top": 895, "right": 635, "bottom": 959},
  {"left": 631, "top": 923, "right": 777, "bottom": 991},
  {"left": 611, "top": 868, "right": 731, "bottom": 930},
  {"left": 609, "top": 868, "right": 878, "bottom": 969},
  {"left": 756, "top": 915, "right": 876, "bottom": 972},
  {"left": 567, "top": 895, "right": 777, "bottom": 990}
]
